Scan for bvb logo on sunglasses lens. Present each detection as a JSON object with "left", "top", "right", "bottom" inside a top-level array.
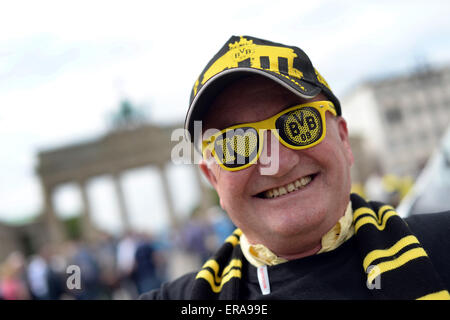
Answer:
[
  {"left": 214, "top": 127, "right": 259, "bottom": 167},
  {"left": 277, "top": 107, "right": 323, "bottom": 147}
]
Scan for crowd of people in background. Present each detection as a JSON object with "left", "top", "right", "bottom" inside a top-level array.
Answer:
[
  {"left": 0, "top": 206, "right": 235, "bottom": 300},
  {"left": 0, "top": 232, "right": 164, "bottom": 300}
]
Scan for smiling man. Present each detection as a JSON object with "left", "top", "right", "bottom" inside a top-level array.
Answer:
[
  {"left": 141, "top": 35, "right": 450, "bottom": 300},
  {"left": 200, "top": 77, "right": 353, "bottom": 260}
]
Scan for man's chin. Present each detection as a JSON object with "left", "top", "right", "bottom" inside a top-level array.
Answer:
[
  {"left": 258, "top": 208, "right": 328, "bottom": 241},
  {"left": 249, "top": 225, "right": 324, "bottom": 259}
]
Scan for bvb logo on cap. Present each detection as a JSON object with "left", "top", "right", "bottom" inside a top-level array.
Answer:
[{"left": 229, "top": 36, "right": 256, "bottom": 63}]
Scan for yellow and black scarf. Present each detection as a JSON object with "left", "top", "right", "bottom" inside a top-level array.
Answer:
[{"left": 191, "top": 193, "right": 450, "bottom": 299}]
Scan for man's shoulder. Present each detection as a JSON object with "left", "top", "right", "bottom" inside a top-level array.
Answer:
[
  {"left": 404, "top": 211, "right": 450, "bottom": 288},
  {"left": 405, "top": 211, "right": 450, "bottom": 240},
  {"left": 404, "top": 211, "right": 450, "bottom": 250},
  {"left": 139, "top": 271, "right": 198, "bottom": 300}
]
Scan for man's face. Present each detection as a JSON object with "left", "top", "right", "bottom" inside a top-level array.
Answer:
[{"left": 199, "top": 76, "right": 354, "bottom": 257}]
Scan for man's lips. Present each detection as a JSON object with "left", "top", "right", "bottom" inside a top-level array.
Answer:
[{"left": 254, "top": 173, "right": 319, "bottom": 199}]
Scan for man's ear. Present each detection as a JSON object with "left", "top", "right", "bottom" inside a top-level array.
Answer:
[
  {"left": 336, "top": 117, "right": 354, "bottom": 166},
  {"left": 199, "top": 159, "right": 218, "bottom": 189},
  {"left": 199, "top": 160, "right": 226, "bottom": 210}
]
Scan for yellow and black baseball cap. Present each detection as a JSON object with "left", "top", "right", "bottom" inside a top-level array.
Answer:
[{"left": 185, "top": 35, "right": 341, "bottom": 142}]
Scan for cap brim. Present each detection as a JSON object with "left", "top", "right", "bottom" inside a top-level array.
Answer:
[{"left": 185, "top": 68, "right": 322, "bottom": 141}]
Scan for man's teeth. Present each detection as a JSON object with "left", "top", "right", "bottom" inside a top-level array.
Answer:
[{"left": 264, "top": 176, "right": 312, "bottom": 199}]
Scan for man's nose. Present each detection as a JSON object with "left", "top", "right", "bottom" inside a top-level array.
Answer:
[{"left": 258, "top": 130, "right": 300, "bottom": 177}]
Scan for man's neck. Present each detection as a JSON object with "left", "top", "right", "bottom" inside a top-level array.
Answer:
[{"left": 278, "top": 243, "right": 322, "bottom": 261}]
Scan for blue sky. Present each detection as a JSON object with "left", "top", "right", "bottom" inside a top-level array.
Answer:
[{"left": 1, "top": 0, "right": 450, "bottom": 233}]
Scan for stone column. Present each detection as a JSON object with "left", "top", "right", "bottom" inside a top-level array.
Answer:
[
  {"left": 112, "top": 171, "right": 132, "bottom": 234},
  {"left": 77, "top": 179, "right": 97, "bottom": 242},
  {"left": 157, "top": 164, "right": 178, "bottom": 230},
  {"left": 41, "top": 182, "right": 66, "bottom": 243}
]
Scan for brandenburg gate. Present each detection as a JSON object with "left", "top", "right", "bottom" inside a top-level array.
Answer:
[{"left": 35, "top": 122, "right": 211, "bottom": 243}]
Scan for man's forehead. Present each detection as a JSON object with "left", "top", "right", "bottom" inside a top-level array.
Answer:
[
  {"left": 203, "top": 76, "right": 326, "bottom": 130},
  {"left": 212, "top": 75, "right": 294, "bottom": 107}
]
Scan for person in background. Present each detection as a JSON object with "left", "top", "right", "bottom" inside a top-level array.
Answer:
[{"left": 1, "top": 251, "right": 30, "bottom": 300}]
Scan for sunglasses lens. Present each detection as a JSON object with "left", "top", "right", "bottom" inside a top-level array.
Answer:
[
  {"left": 276, "top": 107, "right": 323, "bottom": 147},
  {"left": 213, "top": 127, "right": 259, "bottom": 168}
]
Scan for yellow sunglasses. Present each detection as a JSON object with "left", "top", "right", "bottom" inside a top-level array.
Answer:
[{"left": 202, "top": 100, "right": 337, "bottom": 171}]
